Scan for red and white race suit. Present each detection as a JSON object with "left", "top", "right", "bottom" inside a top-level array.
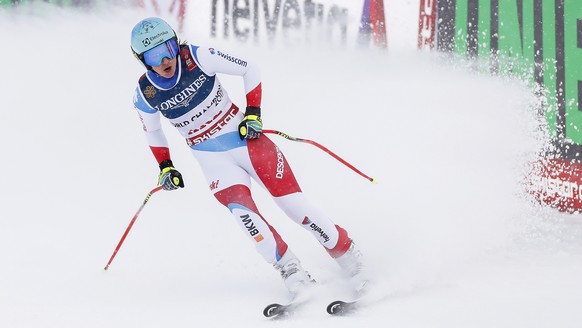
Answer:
[{"left": 133, "top": 44, "right": 352, "bottom": 264}]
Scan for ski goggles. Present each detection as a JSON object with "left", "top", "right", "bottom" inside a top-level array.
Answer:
[{"left": 142, "top": 38, "right": 179, "bottom": 67}]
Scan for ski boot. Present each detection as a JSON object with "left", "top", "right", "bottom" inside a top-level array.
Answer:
[
  {"left": 335, "top": 240, "right": 369, "bottom": 295},
  {"left": 274, "top": 250, "right": 314, "bottom": 299}
]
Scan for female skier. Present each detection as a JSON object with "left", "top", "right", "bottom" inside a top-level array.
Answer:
[{"left": 130, "top": 17, "right": 367, "bottom": 297}]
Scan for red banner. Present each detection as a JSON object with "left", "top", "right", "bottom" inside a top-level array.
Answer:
[
  {"left": 418, "top": 0, "right": 436, "bottom": 49},
  {"left": 528, "top": 158, "right": 582, "bottom": 213},
  {"left": 358, "top": 0, "right": 387, "bottom": 48}
]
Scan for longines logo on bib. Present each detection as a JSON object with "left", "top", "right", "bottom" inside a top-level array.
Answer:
[{"left": 155, "top": 75, "right": 207, "bottom": 111}]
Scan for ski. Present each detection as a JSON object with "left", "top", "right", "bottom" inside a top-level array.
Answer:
[
  {"left": 326, "top": 300, "right": 359, "bottom": 315},
  {"left": 263, "top": 302, "right": 300, "bottom": 319}
]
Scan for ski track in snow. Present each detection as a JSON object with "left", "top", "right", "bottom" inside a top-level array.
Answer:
[{"left": 1, "top": 2, "right": 582, "bottom": 328}]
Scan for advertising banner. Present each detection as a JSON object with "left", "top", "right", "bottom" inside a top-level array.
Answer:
[
  {"left": 419, "top": 0, "right": 582, "bottom": 212},
  {"left": 201, "top": 0, "right": 385, "bottom": 48}
]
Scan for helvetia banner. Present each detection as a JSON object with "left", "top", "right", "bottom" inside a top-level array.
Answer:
[
  {"left": 417, "top": 0, "right": 582, "bottom": 213},
  {"left": 201, "top": 0, "right": 386, "bottom": 48}
]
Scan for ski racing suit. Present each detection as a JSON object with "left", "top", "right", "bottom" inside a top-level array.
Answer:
[{"left": 133, "top": 44, "right": 352, "bottom": 265}]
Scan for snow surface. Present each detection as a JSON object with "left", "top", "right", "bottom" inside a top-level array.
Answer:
[{"left": 1, "top": 2, "right": 582, "bottom": 328}]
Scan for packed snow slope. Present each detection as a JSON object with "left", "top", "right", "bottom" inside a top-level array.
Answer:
[{"left": 1, "top": 3, "right": 581, "bottom": 328}]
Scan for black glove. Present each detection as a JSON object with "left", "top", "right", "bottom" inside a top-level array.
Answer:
[
  {"left": 157, "top": 160, "right": 184, "bottom": 191},
  {"left": 238, "top": 106, "right": 263, "bottom": 140}
]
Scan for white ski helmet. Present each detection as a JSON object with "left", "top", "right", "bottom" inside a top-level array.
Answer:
[{"left": 131, "top": 17, "right": 177, "bottom": 67}]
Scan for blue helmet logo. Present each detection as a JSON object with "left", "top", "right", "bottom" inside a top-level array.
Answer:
[
  {"left": 131, "top": 17, "right": 176, "bottom": 55},
  {"left": 139, "top": 20, "right": 160, "bottom": 34}
]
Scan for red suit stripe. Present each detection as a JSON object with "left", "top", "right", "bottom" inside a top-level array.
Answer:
[
  {"left": 149, "top": 146, "right": 171, "bottom": 164},
  {"left": 214, "top": 184, "right": 288, "bottom": 259},
  {"left": 326, "top": 225, "right": 351, "bottom": 258},
  {"left": 247, "top": 136, "right": 301, "bottom": 197},
  {"left": 245, "top": 83, "right": 262, "bottom": 108}
]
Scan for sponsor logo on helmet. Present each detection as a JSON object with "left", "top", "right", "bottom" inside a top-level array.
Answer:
[
  {"left": 136, "top": 20, "right": 171, "bottom": 49},
  {"left": 142, "top": 31, "right": 170, "bottom": 48},
  {"left": 138, "top": 20, "right": 160, "bottom": 34}
]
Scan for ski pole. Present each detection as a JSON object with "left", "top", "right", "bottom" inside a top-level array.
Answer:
[
  {"left": 262, "top": 129, "right": 376, "bottom": 183},
  {"left": 104, "top": 185, "right": 164, "bottom": 271}
]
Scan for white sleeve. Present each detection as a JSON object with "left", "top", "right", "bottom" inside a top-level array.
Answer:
[
  {"left": 143, "top": 121, "right": 169, "bottom": 148},
  {"left": 133, "top": 88, "right": 169, "bottom": 148},
  {"left": 193, "top": 46, "right": 261, "bottom": 95}
]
